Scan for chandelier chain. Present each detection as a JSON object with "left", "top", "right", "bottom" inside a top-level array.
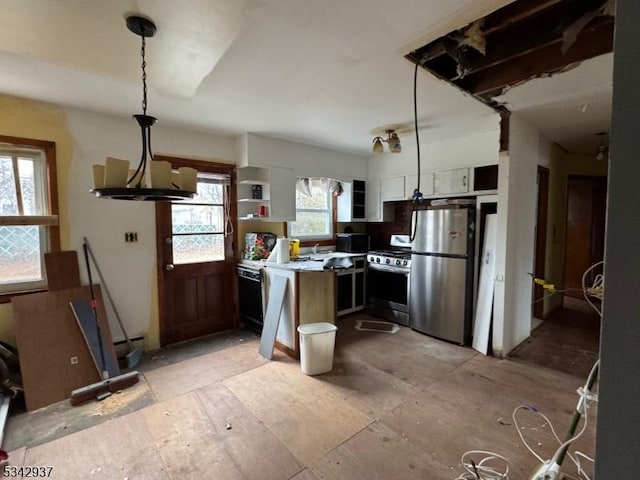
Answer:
[{"left": 141, "top": 35, "right": 148, "bottom": 115}]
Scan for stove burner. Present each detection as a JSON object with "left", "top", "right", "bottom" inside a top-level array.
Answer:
[{"left": 367, "top": 249, "right": 411, "bottom": 268}]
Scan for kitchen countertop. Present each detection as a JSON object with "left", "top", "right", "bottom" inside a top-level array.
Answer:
[{"left": 239, "top": 252, "right": 366, "bottom": 272}]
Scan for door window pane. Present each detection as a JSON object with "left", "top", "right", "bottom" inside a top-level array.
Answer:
[
  {"left": 172, "top": 205, "right": 224, "bottom": 234},
  {"left": 184, "top": 181, "right": 224, "bottom": 204},
  {"left": 173, "top": 234, "right": 224, "bottom": 264}
]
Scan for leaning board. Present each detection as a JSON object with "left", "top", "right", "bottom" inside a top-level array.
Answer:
[
  {"left": 472, "top": 214, "right": 497, "bottom": 355},
  {"left": 12, "top": 285, "right": 117, "bottom": 411},
  {"left": 70, "top": 299, "right": 120, "bottom": 378},
  {"left": 259, "top": 275, "right": 288, "bottom": 360}
]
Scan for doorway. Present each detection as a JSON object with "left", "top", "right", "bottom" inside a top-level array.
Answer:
[
  {"left": 563, "top": 175, "right": 607, "bottom": 299},
  {"left": 533, "top": 166, "right": 549, "bottom": 319},
  {"left": 155, "top": 157, "right": 237, "bottom": 346}
]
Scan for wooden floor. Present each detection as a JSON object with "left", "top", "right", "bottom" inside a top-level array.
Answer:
[
  {"left": 8, "top": 314, "right": 596, "bottom": 480},
  {"left": 511, "top": 297, "right": 600, "bottom": 378}
]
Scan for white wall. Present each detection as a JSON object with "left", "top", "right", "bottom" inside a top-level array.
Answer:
[
  {"left": 368, "top": 128, "right": 501, "bottom": 179},
  {"left": 493, "top": 114, "right": 551, "bottom": 355},
  {"left": 64, "top": 108, "right": 236, "bottom": 345},
  {"left": 240, "top": 133, "right": 368, "bottom": 181}
]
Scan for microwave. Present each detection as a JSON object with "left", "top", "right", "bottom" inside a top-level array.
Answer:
[{"left": 336, "top": 233, "right": 370, "bottom": 253}]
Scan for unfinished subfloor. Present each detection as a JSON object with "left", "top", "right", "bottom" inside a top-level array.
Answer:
[{"left": 5, "top": 314, "right": 596, "bottom": 479}]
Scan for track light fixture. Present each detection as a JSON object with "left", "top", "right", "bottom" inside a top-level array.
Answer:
[
  {"left": 372, "top": 130, "right": 402, "bottom": 154},
  {"left": 90, "top": 15, "right": 196, "bottom": 201}
]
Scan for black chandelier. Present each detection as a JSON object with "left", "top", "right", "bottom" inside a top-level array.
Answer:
[{"left": 91, "top": 15, "right": 196, "bottom": 201}]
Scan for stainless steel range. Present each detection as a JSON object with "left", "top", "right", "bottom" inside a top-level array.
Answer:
[{"left": 366, "top": 235, "right": 411, "bottom": 326}]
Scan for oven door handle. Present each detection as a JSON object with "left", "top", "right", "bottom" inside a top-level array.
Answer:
[{"left": 368, "top": 264, "right": 409, "bottom": 275}]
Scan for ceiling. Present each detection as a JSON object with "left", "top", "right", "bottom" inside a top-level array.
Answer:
[{"left": 0, "top": 0, "right": 612, "bottom": 156}]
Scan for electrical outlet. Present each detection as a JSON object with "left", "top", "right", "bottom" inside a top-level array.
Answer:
[
  {"left": 124, "top": 232, "right": 138, "bottom": 243},
  {"left": 70, "top": 356, "right": 78, "bottom": 365}
]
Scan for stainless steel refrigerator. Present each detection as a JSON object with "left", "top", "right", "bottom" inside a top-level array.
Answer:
[{"left": 409, "top": 206, "right": 475, "bottom": 344}]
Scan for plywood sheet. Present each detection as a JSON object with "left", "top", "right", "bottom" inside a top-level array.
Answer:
[
  {"left": 143, "top": 341, "right": 266, "bottom": 402},
  {"left": 44, "top": 250, "right": 80, "bottom": 291},
  {"left": 196, "top": 383, "right": 302, "bottom": 480},
  {"left": 25, "top": 411, "right": 168, "bottom": 480},
  {"left": 311, "top": 422, "right": 453, "bottom": 480},
  {"left": 224, "top": 361, "right": 372, "bottom": 465},
  {"left": 316, "top": 354, "right": 417, "bottom": 419},
  {"left": 141, "top": 393, "right": 245, "bottom": 480},
  {"left": 12, "top": 285, "right": 117, "bottom": 411}
]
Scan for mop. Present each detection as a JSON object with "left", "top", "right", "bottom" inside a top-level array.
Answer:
[{"left": 83, "top": 237, "right": 143, "bottom": 368}]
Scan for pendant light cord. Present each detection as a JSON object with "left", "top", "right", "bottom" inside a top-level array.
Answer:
[
  {"left": 141, "top": 35, "right": 148, "bottom": 115},
  {"left": 410, "top": 57, "right": 422, "bottom": 243},
  {"left": 128, "top": 34, "right": 151, "bottom": 187}
]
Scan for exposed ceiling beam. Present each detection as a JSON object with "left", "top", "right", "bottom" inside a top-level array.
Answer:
[
  {"left": 481, "top": 0, "right": 567, "bottom": 35},
  {"left": 458, "top": 18, "right": 613, "bottom": 98},
  {"left": 451, "top": 12, "right": 612, "bottom": 81}
]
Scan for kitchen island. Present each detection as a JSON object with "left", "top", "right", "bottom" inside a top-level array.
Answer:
[{"left": 240, "top": 252, "right": 364, "bottom": 358}]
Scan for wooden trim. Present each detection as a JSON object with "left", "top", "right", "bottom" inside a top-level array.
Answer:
[
  {"left": 0, "top": 135, "right": 60, "bottom": 301},
  {"left": 153, "top": 155, "right": 238, "bottom": 345},
  {"left": 0, "top": 137, "right": 60, "bottom": 251},
  {"left": 44, "top": 140, "right": 60, "bottom": 252},
  {"left": 0, "top": 215, "right": 59, "bottom": 226},
  {"left": 274, "top": 340, "right": 296, "bottom": 359},
  {"left": 0, "top": 288, "right": 47, "bottom": 304},
  {"left": 155, "top": 202, "right": 170, "bottom": 347},
  {"left": 294, "top": 272, "right": 300, "bottom": 358},
  {"left": 154, "top": 155, "right": 235, "bottom": 174}
]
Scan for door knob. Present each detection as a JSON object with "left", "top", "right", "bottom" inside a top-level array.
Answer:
[{"left": 165, "top": 264, "right": 174, "bottom": 271}]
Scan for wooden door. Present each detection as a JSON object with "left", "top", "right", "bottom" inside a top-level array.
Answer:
[
  {"left": 563, "top": 176, "right": 607, "bottom": 298},
  {"left": 533, "top": 167, "right": 549, "bottom": 318},
  {"left": 155, "top": 157, "right": 237, "bottom": 346}
]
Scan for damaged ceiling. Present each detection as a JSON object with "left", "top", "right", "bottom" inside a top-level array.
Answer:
[{"left": 407, "top": 0, "right": 615, "bottom": 108}]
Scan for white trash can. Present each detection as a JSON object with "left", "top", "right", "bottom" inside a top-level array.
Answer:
[{"left": 297, "top": 322, "right": 338, "bottom": 375}]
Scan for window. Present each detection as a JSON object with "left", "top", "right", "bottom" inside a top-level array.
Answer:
[
  {"left": 0, "top": 136, "right": 59, "bottom": 295},
  {"left": 288, "top": 178, "right": 334, "bottom": 241},
  {"left": 171, "top": 173, "right": 230, "bottom": 264}
]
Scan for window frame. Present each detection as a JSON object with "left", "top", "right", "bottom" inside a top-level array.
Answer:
[
  {"left": 287, "top": 178, "right": 337, "bottom": 246},
  {"left": 170, "top": 173, "right": 229, "bottom": 265},
  {"left": 0, "top": 135, "right": 60, "bottom": 302}
]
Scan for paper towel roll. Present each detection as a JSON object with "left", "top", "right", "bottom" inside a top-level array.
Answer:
[{"left": 276, "top": 238, "right": 290, "bottom": 263}]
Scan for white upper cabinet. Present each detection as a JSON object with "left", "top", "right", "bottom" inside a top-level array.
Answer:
[
  {"left": 380, "top": 176, "right": 406, "bottom": 201},
  {"left": 337, "top": 179, "right": 366, "bottom": 222},
  {"left": 433, "top": 167, "right": 470, "bottom": 195},
  {"left": 366, "top": 179, "right": 382, "bottom": 222},
  {"left": 405, "top": 172, "right": 435, "bottom": 198},
  {"left": 268, "top": 167, "right": 296, "bottom": 221}
]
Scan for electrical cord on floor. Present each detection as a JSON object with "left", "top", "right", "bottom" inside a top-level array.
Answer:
[
  {"left": 454, "top": 263, "right": 601, "bottom": 480},
  {"left": 512, "top": 360, "right": 599, "bottom": 480},
  {"left": 454, "top": 450, "right": 509, "bottom": 480}
]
